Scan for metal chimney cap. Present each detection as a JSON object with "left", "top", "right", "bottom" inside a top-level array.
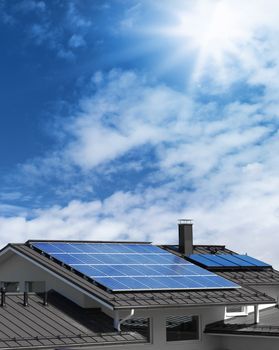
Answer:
[{"left": 178, "top": 219, "right": 193, "bottom": 224}]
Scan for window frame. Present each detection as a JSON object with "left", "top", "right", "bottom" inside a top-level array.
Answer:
[
  {"left": 165, "top": 314, "right": 201, "bottom": 343},
  {"left": 226, "top": 305, "right": 248, "bottom": 318},
  {"left": 121, "top": 316, "right": 152, "bottom": 343}
]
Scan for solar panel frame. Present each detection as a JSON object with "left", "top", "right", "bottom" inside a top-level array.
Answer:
[
  {"left": 189, "top": 253, "right": 271, "bottom": 268},
  {"left": 31, "top": 242, "right": 240, "bottom": 292}
]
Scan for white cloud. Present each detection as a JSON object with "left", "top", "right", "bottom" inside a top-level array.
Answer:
[
  {"left": 2, "top": 0, "right": 279, "bottom": 271},
  {"left": 119, "top": 3, "right": 142, "bottom": 30},
  {"left": 64, "top": 70, "right": 192, "bottom": 169},
  {"left": 66, "top": 2, "right": 91, "bottom": 28},
  {"left": 1, "top": 179, "right": 279, "bottom": 268},
  {"left": 9, "top": 1, "right": 91, "bottom": 60},
  {"left": 68, "top": 34, "right": 86, "bottom": 48},
  {"left": 15, "top": 0, "right": 46, "bottom": 13},
  {"left": 30, "top": 23, "right": 49, "bottom": 45}
]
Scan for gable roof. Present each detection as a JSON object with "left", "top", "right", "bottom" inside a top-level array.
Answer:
[
  {"left": 2, "top": 243, "right": 275, "bottom": 310},
  {"left": 0, "top": 291, "right": 147, "bottom": 349}
]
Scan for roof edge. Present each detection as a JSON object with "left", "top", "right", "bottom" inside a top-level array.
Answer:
[{"left": 26, "top": 239, "right": 152, "bottom": 244}]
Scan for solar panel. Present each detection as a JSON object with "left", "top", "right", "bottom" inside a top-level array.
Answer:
[
  {"left": 30, "top": 242, "right": 239, "bottom": 292},
  {"left": 189, "top": 254, "right": 271, "bottom": 268},
  {"left": 189, "top": 254, "right": 225, "bottom": 267},
  {"left": 235, "top": 255, "right": 271, "bottom": 267}
]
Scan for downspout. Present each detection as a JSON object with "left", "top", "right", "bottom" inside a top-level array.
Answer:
[{"left": 114, "top": 309, "right": 135, "bottom": 332}]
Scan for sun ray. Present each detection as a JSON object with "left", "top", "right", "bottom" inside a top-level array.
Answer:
[{"left": 138, "top": 0, "right": 250, "bottom": 89}]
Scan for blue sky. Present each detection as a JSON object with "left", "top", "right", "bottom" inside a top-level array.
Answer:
[{"left": 1, "top": 0, "right": 279, "bottom": 265}]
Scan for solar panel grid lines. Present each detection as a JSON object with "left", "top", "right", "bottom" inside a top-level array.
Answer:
[
  {"left": 197, "top": 254, "right": 241, "bottom": 267},
  {"left": 189, "top": 253, "right": 271, "bottom": 268},
  {"left": 188, "top": 254, "right": 223, "bottom": 267},
  {"left": 31, "top": 242, "right": 240, "bottom": 292},
  {"left": 232, "top": 254, "right": 271, "bottom": 267},
  {"left": 221, "top": 254, "right": 254, "bottom": 266}
]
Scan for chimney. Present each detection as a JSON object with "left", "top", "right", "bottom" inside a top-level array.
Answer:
[{"left": 178, "top": 219, "right": 193, "bottom": 256}]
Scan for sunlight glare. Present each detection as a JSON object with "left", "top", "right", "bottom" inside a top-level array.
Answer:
[
  {"left": 151, "top": 0, "right": 248, "bottom": 83},
  {"left": 172, "top": 2, "right": 243, "bottom": 58}
]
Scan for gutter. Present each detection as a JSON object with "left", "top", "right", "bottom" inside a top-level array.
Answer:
[
  {"left": 113, "top": 298, "right": 275, "bottom": 310},
  {"left": 114, "top": 309, "right": 135, "bottom": 331}
]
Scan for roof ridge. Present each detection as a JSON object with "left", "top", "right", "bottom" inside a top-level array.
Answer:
[{"left": 26, "top": 240, "right": 152, "bottom": 244}]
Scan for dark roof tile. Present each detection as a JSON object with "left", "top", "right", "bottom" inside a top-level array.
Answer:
[
  {"left": 0, "top": 292, "right": 148, "bottom": 349},
  {"left": 216, "top": 269, "right": 279, "bottom": 285}
]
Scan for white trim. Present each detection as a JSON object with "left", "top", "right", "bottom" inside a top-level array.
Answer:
[
  {"left": 4, "top": 246, "right": 114, "bottom": 311},
  {"left": 225, "top": 305, "right": 248, "bottom": 318}
]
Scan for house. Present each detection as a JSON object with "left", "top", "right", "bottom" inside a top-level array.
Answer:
[{"left": 0, "top": 220, "right": 279, "bottom": 350}]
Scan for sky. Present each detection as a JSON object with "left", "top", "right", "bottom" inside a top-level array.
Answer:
[{"left": 1, "top": 0, "right": 279, "bottom": 266}]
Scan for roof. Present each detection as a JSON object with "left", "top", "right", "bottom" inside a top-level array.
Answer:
[
  {"left": 193, "top": 245, "right": 235, "bottom": 255},
  {"left": 216, "top": 269, "right": 279, "bottom": 285},
  {"left": 163, "top": 245, "right": 279, "bottom": 286},
  {"left": 0, "top": 291, "right": 147, "bottom": 349},
  {"left": 205, "top": 306, "right": 279, "bottom": 337},
  {"left": 4, "top": 243, "right": 275, "bottom": 310}
]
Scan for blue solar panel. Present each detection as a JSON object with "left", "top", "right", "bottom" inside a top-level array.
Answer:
[
  {"left": 234, "top": 254, "right": 271, "bottom": 267},
  {"left": 220, "top": 254, "right": 254, "bottom": 266},
  {"left": 31, "top": 242, "right": 239, "bottom": 291},
  {"left": 188, "top": 254, "right": 223, "bottom": 267},
  {"left": 189, "top": 253, "right": 271, "bottom": 268},
  {"left": 201, "top": 254, "right": 240, "bottom": 267}
]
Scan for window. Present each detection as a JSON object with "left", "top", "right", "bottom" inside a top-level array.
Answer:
[
  {"left": 122, "top": 317, "right": 150, "bottom": 342},
  {"left": 226, "top": 305, "right": 247, "bottom": 317},
  {"left": 166, "top": 315, "right": 199, "bottom": 342},
  {"left": 1, "top": 282, "right": 20, "bottom": 292}
]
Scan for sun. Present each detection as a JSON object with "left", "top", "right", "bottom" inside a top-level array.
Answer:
[
  {"left": 172, "top": 2, "right": 243, "bottom": 52},
  {"left": 144, "top": 0, "right": 248, "bottom": 83}
]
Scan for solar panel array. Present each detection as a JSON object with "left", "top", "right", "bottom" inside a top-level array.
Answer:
[
  {"left": 189, "top": 254, "right": 271, "bottom": 268},
  {"left": 31, "top": 242, "right": 239, "bottom": 292}
]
